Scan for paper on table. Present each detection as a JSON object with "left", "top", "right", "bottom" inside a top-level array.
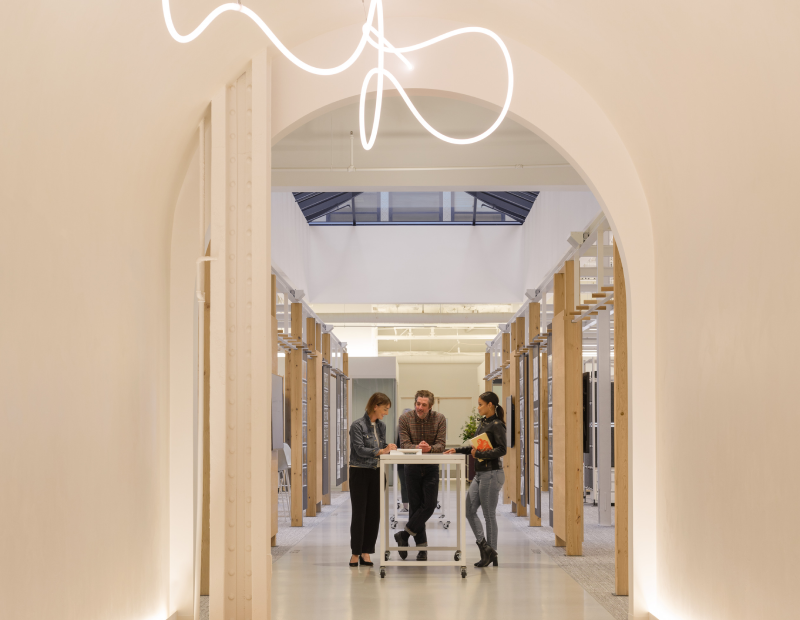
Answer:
[{"left": 469, "top": 433, "right": 492, "bottom": 462}]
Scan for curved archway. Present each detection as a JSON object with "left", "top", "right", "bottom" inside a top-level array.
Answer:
[{"left": 268, "top": 17, "right": 656, "bottom": 617}]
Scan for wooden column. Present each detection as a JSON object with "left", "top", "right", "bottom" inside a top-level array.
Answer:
[
  {"left": 552, "top": 262, "right": 583, "bottom": 555},
  {"left": 484, "top": 351, "right": 492, "bottom": 392},
  {"left": 509, "top": 320, "right": 519, "bottom": 512},
  {"left": 317, "top": 323, "right": 333, "bottom": 506},
  {"left": 614, "top": 241, "right": 629, "bottom": 595},
  {"left": 288, "top": 302, "right": 304, "bottom": 526},
  {"left": 306, "top": 317, "right": 321, "bottom": 517},
  {"left": 540, "top": 346, "right": 549, "bottom": 513},
  {"left": 341, "top": 352, "right": 350, "bottom": 492},
  {"left": 270, "top": 275, "right": 279, "bottom": 547},
  {"left": 528, "top": 302, "right": 541, "bottom": 527},
  {"left": 501, "top": 331, "right": 511, "bottom": 504},
  {"left": 515, "top": 316, "right": 527, "bottom": 518},
  {"left": 208, "top": 55, "right": 273, "bottom": 620}
]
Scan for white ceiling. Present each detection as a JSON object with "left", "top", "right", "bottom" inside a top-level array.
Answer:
[{"left": 273, "top": 94, "right": 584, "bottom": 190}]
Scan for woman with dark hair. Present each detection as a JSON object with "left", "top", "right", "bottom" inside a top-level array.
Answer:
[
  {"left": 348, "top": 392, "right": 396, "bottom": 567},
  {"left": 445, "top": 391, "right": 506, "bottom": 567}
]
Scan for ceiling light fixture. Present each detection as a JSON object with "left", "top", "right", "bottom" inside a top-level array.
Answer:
[{"left": 162, "top": 0, "right": 513, "bottom": 150}]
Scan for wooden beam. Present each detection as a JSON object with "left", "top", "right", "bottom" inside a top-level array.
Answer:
[
  {"left": 528, "top": 302, "right": 541, "bottom": 526},
  {"left": 501, "top": 331, "right": 511, "bottom": 504},
  {"left": 554, "top": 272, "right": 565, "bottom": 317},
  {"left": 341, "top": 352, "right": 350, "bottom": 492},
  {"left": 565, "top": 260, "right": 576, "bottom": 312},
  {"left": 484, "top": 351, "right": 492, "bottom": 392},
  {"left": 552, "top": 308, "right": 583, "bottom": 555},
  {"left": 291, "top": 301, "right": 303, "bottom": 343},
  {"left": 270, "top": 275, "right": 279, "bottom": 546},
  {"left": 288, "top": 345, "right": 304, "bottom": 526},
  {"left": 322, "top": 332, "right": 331, "bottom": 363},
  {"left": 614, "top": 241, "right": 629, "bottom": 595},
  {"left": 539, "top": 345, "right": 549, "bottom": 515},
  {"left": 306, "top": 317, "right": 321, "bottom": 517},
  {"left": 514, "top": 316, "right": 525, "bottom": 517}
]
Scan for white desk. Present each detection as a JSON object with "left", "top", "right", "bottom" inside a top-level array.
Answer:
[{"left": 379, "top": 453, "right": 467, "bottom": 578}]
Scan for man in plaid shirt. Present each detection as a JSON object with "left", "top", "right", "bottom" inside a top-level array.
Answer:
[{"left": 394, "top": 390, "right": 447, "bottom": 561}]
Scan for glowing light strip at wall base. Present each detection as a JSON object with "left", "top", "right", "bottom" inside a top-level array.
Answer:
[{"left": 162, "top": 0, "right": 513, "bottom": 150}]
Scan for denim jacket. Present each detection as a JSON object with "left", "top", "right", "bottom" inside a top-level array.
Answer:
[{"left": 349, "top": 412, "right": 388, "bottom": 469}]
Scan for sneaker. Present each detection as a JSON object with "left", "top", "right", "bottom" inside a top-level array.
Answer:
[
  {"left": 399, "top": 506, "right": 409, "bottom": 513},
  {"left": 416, "top": 550, "right": 428, "bottom": 561},
  {"left": 394, "top": 531, "right": 409, "bottom": 560}
]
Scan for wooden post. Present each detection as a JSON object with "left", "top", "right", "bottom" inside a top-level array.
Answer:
[
  {"left": 515, "top": 316, "right": 527, "bottom": 518},
  {"left": 501, "top": 331, "right": 511, "bottom": 504},
  {"left": 341, "top": 352, "right": 350, "bottom": 492},
  {"left": 305, "top": 317, "right": 320, "bottom": 517},
  {"left": 540, "top": 346, "right": 549, "bottom": 513},
  {"left": 552, "top": 263, "right": 583, "bottom": 555},
  {"left": 614, "top": 241, "right": 629, "bottom": 595},
  {"left": 484, "top": 351, "right": 492, "bottom": 392},
  {"left": 288, "top": 303, "right": 304, "bottom": 526},
  {"left": 270, "top": 275, "right": 279, "bottom": 546},
  {"left": 528, "top": 303, "right": 541, "bottom": 527},
  {"left": 321, "top": 330, "right": 330, "bottom": 506}
]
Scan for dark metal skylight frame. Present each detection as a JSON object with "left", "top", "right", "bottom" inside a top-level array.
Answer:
[{"left": 292, "top": 191, "right": 539, "bottom": 225}]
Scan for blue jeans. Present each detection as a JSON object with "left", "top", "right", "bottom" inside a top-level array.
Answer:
[{"left": 466, "top": 469, "right": 505, "bottom": 550}]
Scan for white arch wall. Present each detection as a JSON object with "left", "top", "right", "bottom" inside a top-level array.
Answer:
[
  {"left": 270, "top": 20, "right": 656, "bottom": 617},
  {"left": 4, "top": 4, "right": 800, "bottom": 620}
]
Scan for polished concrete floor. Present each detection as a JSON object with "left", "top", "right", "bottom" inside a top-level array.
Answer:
[{"left": 271, "top": 490, "right": 615, "bottom": 619}]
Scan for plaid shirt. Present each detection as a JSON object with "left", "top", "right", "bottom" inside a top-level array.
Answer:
[{"left": 398, "top": 409, "right": 447, "bottom": 453}]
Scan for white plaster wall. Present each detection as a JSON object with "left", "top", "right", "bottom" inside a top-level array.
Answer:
[
  {"left": 168, "top": 143, "right": 201, "bottom": 619},
  {"left": 307, "top": 225, "right": 523, "bottom": 303},
  {"left": 271, "top": 192, "right": 308, "bottom": 292},
  {"left": 329, "top": 326, "right": 378, "bottom": 357},
  {"left": 348, "top": 356, "right": 398, "bottom": 380},
  {"left": 523, "top": 191, "right": 601, "bottom": 291},
  {"left": 9, "top": 4, "right": 800, "bottom": 620}
]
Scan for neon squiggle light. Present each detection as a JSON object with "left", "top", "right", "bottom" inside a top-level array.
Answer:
[{"left": 162, "top": 0, "right": 513, "bottom": 150}]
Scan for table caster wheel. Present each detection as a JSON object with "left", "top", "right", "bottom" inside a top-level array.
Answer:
[
  {"left": 461, "top": 567, "right": 467, "bottom": 578},
  {"left": 454, "top": 551, "right": 461, "bottom": 561},
  {"left": 380, "top": 568, "right": 386, "bottom": 578},
  {"left": 385, "top": 550, "right": 390, "bottom": 561}
]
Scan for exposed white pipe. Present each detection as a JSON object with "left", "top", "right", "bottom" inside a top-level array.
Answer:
[{"left": 275, "top": 163, "right": 572, "bottom": 173}]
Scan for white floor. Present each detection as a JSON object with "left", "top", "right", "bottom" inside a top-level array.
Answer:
[{"left": 271, "top": 490, "right": 616, "bottom": 620}]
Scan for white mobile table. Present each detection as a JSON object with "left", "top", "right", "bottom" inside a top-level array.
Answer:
[{"left": 379, "top": 453, "right": 467, "bottom": 578}]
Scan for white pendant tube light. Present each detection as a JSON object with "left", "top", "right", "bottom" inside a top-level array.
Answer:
[{"left": 162, "top": 0, "right": 513, "bottom": 150}]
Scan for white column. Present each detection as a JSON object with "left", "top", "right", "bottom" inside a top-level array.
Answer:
[
  {"left": 209, "top": 53, "right": 273, "bottom": 620},
  {"left": 443, "top": 191, "right": 452, "bottom": 221},
  {"left": 380, "top": 191, "right": 389, "bottom": 221}
]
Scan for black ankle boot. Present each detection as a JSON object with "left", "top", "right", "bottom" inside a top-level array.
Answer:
[
  {"left": 394, "top": 531, "right": 409, "bottom": 560},
  {"left": 474, "top": 540, "right": 489, "bottom": 567},
  {"left": 475, "top": 539, "right": 498, "bottom": 568}
]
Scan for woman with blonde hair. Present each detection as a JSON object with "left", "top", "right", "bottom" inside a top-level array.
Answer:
[{"left": 348, "top": 392, "right": 396, "bottom": 567}]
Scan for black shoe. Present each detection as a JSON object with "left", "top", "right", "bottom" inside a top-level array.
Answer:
[
  {"left": 475, "top": 539, "right": 498, "bottom": 568},
  {"left": 394, "top": 531, "right": 409, "bottom": 560},
  {"left": 416, "top": 550, "right": 427, "bottom": 561},
  {"left": 474, "top": 540, "right": 489, "bottom": 567},
  {"left": 359, "top": 556, "right": 373, "bottom": 567},
  {"left": 493, "top": 557, "right": 498, "bottom": 567},
  {"left": 349, "top": 557, "right": 359, "bottom": 567}
]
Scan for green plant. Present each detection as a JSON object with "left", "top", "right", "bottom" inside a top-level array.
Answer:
[{"left": 460, "top": 407, "right": 482, "bottom": 443}]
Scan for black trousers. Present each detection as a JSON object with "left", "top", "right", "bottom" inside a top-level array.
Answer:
[
  {"left": 404, "top": 464, "right": 439, "bottom": 545},
  {"left": 349, "top": 467, "right": 381, "bottom": 555},
  {"left": 397, "top": 464, "right": 409, "bottom": 503}
]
